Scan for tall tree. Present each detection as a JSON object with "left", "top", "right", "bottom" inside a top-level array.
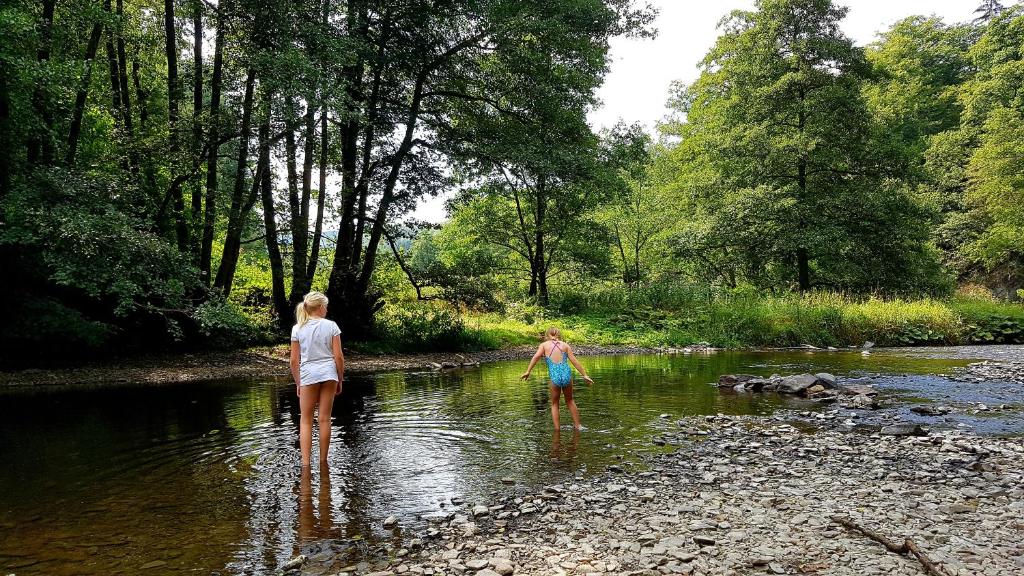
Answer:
[
  {"left": 324, "top": 0, "right": 652, "bottom": 333},
  {"left": 164, "top": 0, "right": 187, "bottom": 250},
  {"left": 199, "top": 4, "right": 225, "bottom": 285},
  {"left": 665, "top": 0, "right": 940, "bottom": 293}
]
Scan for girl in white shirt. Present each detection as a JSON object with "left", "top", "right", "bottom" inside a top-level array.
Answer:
[{"left": 290, "top": 291, "right": 344, "bottom": 468}]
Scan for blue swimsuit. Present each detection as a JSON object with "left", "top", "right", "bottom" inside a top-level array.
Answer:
[{"left": 544, "top": 342, "right": 573, "bottom": 388}]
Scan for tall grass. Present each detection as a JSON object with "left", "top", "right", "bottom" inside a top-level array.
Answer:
[{"left": 457, "top": 286, "right": 1024, "bottom": 349}]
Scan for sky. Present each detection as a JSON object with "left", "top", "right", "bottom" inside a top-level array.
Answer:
[{"left": 412, "top": 0, "right": 987, "bottom": 223}]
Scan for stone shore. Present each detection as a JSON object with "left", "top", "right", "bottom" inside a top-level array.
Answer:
[{"left": 319, "top": 415, "right": 1024, "bottom": 576}]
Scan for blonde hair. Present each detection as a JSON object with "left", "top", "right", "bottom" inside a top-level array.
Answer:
[
  {"left": 295, "top": 291, "right": 329, "bottom": 328},
  {"left": 545, "top": 326, "right": 561, "bottom": 340}
]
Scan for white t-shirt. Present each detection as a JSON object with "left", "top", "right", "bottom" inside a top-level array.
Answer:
[{"left": 290, "top": 318, "right": 342, "bottom": 385}]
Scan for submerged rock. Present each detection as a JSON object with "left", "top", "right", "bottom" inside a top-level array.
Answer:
[{"left": 880, "top": 423, "right": 928, "bottom": 436}]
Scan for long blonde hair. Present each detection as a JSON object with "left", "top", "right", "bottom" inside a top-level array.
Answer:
[{"left": 295, "top": 291, "right": 329, "bottom": 328}]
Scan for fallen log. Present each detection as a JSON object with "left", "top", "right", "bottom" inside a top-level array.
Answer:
[{"left": 831, "top": 515, "right": 951, "bottom": 576}]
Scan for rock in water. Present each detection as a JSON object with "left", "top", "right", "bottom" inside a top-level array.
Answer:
[
  {"left": 472, "top": 504, "right": 489, "bottom": 517},
  {"left": 880, "top": 423, "right": 928, "bottom": 436},
  {"left": 282, "top": 555, "right": 307, "bottom": 571},
  {"left": 910, "top": 405, "right": 951, "bottom": 416},
  {"left": 383, "top": 515, "right": 398, "bottom": 527},
  {"left": 777, "top": 374, "right": 818, "bottom": 394},
  {"left": 814, "top": 373, "right": 838, "bottom": 387}
]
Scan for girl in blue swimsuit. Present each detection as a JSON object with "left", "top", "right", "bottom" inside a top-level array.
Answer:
[{"left": 520, "top": 327, "right": 594, "bottom": 430}]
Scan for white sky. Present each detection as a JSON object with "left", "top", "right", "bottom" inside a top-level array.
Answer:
[{"left": 412, "top": 0, "right": 988, "bottom": 223}]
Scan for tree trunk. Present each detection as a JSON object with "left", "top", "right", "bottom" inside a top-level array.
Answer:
[
  {"left": 796, "top": 84, "right": 810, "bottom": 292},
  {"left": 326, "top": 0, "right": 369, "bottom": 337},
  {"left": 115, "top": 0, "right": 133, "bottom": 134},
  {"left": 212, "top": 68, "right": 256, "bottom": 295},
  {"left": 190, "top": 0, "right": 203, "bottom": 254},
  {"left": 258, "top": 98, "right": 290, "bottom": 330},
  {"left": 0, "top": 65, "right": 11, "bottom": 197},
  {"left": 305, "top": 108, "right": 328, "bottom": 285},
  {"left": 290, "top": 106, "right": 314, "bottom": 303},
  {"left": 534, "top": 175, "right": 548, "bottom": 306},
  {"left": 283, "top": 95, "right": 305, "bottom": 305},
  {"left": 105, "top": 30, "right": 122, "bottom": 128},
  {"left": 343, "top": 76, "right": 424, "bottom": 338},
  {"left": 304, "top": 0, "right": 330, "bottom": 288},
  {"left": 164, "top": 0, "right": 187, "bottom": 251},
  {"left": 65, "top": 15, "right": 104, "bottom": 166},
  {"left": 199, "top": 8, "right": 224, "bottom": 285},
  {"left": 132, "top": 58, "right": 160, "bottom": 200},
  {"left": 28, "top": 0, "right": 57, "bottom": 166}
]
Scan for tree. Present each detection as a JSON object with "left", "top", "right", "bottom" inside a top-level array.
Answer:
[
  {"left": 594, "top": 122, "right": 675, "bottom": 285},
  {"left": 975, "top": 1, "right": 1006, "bottom": 24},
  {"left": 663, "top": 0, "right": 942, "bottom": 293},
  {"left": 323, "top": 0, "right": 653, "bottom": 333},
  {"left": 930, "top": 7, "right": 1024, "bottom": 294}
]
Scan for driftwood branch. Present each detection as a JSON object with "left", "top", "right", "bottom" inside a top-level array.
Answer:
[{"left": 831, "top": 516, "right": 951, "bottom": 576}]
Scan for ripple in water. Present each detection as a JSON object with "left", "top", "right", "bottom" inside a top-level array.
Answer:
[{"left": 1, "top": 347, "right": 1021, "bottom": 575}]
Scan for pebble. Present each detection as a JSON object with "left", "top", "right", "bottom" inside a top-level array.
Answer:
[{"left": 316, "top": 414, "right": 1024, "bottom": 576}]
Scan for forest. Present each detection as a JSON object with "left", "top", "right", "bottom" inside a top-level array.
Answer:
[{"left": 2, "top": 0, "right": 1023, "bottom": 366}]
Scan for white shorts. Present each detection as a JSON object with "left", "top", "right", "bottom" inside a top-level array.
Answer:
[{"left": 300, "top": 360, "right": 339, "bottom": 386}]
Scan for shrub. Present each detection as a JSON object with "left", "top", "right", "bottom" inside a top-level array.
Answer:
[
  {"left": 192, "top": 296, "right": 265, "bottom": 349},
  {"left": 372, "top": 303, "right": 469, "bottom": 352}
]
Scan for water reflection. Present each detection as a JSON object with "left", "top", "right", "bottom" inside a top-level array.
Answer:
[
  {"left": 549, "top": 428, "right": 580, "bottom": 466},
  {"left": 0, "top": 348, "right": 1017, "bottom": 575},
  {"left": 296, "top": 465, "right": 335, "bottom": 547}
]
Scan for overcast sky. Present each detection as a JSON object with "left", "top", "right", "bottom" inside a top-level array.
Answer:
[{"left": 413, "top": 0, "right": 989, "bottom": 222}]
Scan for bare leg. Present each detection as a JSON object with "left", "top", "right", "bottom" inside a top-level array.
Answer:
[
  {"left": 563, "top": 382, "right": 581, "bottom": 430},
  {"left": 317, "top": 380, "right": 337, "bottom": 464},
  {"left": 549, "top": 383, "right": 561, "bottom": 429},
  {"left": 299, "top": 383, "right": 322, "bottom": 468}
]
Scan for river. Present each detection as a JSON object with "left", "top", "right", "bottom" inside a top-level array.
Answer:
[{"left": 0, "top": 346, "right": 1021, "bottom": 575}]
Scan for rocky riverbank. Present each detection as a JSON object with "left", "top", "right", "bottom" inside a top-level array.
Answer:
[{"left": 311, "top": 415, "right": 1024, "bottom": 576}]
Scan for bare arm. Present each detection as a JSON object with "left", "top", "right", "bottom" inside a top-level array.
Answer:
[
  {"left": 332, "top": 334, "right": 345, "bottom": 395},
  {"left": 566, "top": 346, "right": 594, "bottom": 384},
  {"left": 520, "top": 344, "right": 546, "bottom": 380},
  {"left": 290, "top": 341, "right": 301, "bottom": 396}
]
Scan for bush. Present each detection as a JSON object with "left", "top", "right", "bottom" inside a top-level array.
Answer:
[
  {"left": 192, "top": 296, "right": 267, "bottom": 349},
  {"left": 371, "top": 303, "right": 472, "bottom": 352}
]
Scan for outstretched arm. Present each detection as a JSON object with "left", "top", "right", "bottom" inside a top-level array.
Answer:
[
  {"left": 566, "top": 346, "right": 594, "bottom": 384},
  {"left": 520, "top": 345, "right": 545, "bottom": 380}
]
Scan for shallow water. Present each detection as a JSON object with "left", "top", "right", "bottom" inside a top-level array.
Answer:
[{"left": 0, "top": 347, "right": 1021, "bottom": 575}]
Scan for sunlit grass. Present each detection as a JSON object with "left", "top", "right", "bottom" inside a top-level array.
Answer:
[{"left": 456, "top": 291, "right": 1024, "bottom": 350}]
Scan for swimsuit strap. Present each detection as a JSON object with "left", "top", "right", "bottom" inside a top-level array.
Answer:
[{"left": 545, "top": 340, "right": 563, "bottom": 357}]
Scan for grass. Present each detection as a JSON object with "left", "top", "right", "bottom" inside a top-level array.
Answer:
[{"left": 453, "top": 292, "right": 1024, "bottom": 350}]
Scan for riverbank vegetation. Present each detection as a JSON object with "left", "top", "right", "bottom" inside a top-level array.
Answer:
[{"left": 2, "top": 0, "right": 1023, "bottom": 367}]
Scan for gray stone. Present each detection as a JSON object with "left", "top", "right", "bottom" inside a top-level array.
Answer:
[
  {"left": 880, "top": 423, "right": 928, "bottom": 436},
  {"left": 777, "top": 374, "right": 819, "bottom": 394},
  {"left": 814, "top": 373, "right": 838, "bottom": 387}
]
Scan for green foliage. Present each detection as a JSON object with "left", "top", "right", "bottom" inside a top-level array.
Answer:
[
  {"left": 462, "top": 287, "right": 1024, "bottom": 349},
  {"left": 368, "top": 303, "right": 482, "bottom": 353},
  {"left": 658, "top": 0, "right": 945, "bottom": 294},
  {"left": 192, "top": 296, "right": 269, "bottom": 349}
]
